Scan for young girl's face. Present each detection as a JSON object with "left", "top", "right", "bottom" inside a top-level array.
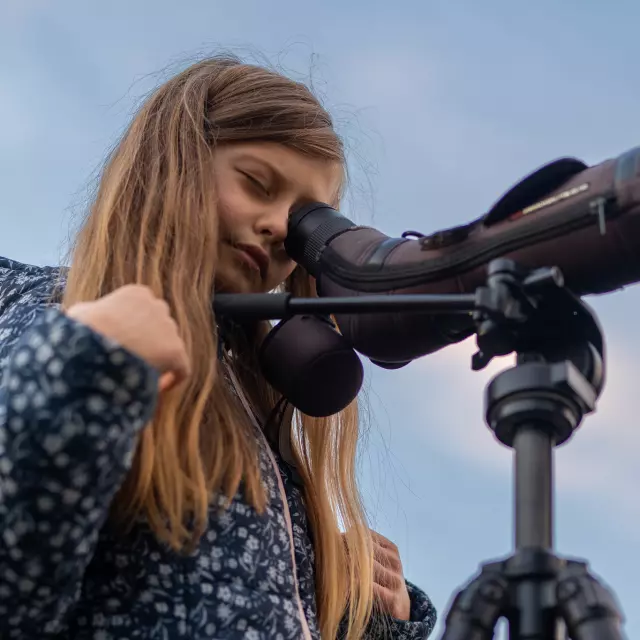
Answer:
[{"left": 213, "top": 142, "right": 342, "bottom": 293}]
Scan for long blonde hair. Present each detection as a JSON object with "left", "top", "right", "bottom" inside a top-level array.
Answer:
[{"left": 62, "top": 56, "right": 374, "bottom": 639}]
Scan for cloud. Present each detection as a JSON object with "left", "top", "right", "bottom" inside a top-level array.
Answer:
[{"left": 403, "top": 319, "right": 640, "bottom": 530}]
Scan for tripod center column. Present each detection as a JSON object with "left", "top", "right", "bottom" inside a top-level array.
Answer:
[{"left": 514, "top": 426, "right": 553, "bottom": 550}]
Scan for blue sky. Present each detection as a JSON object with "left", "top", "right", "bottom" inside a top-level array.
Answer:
[{"left": 2, "top": 1, "right": 640, "bottom": 636}]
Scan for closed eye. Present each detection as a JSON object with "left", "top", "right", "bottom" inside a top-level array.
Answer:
[{"left": 239, "top": 171, "right": 270, "bottom": 197}]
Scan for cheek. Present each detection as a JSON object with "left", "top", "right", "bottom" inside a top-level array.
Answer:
[{"left": 215, "top": 184, "right": 252, "bottom": 239}]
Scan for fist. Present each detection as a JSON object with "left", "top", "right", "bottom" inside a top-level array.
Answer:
[
  {"left": 66, "top": 285, "right": 190, "bottom": 392},
  {"left": 371, "top": 530, "right": 411, "bottom": 621}
]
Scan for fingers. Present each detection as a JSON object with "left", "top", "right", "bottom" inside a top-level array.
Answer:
[
  {"left": 374, "top": 543, "right": 401, "bottom": 568},
  {"left": 372, "top": 532, "right": 402, "bottom": 572},
  {"left": 373, "top": 558, "right": 404, "bottom": 591},
  {"left": 365, "top": 530, "right": 412, "bottom": 621},
  {"left": 143, "top": 290, "right": 191, "bottom": 385},
  {"left": 158, "top": 371, "right": 176, "bottom": 393},
  {"left": 373, "top": 534, "right": 404, "bottom": 590},
  {"left": 116, "top": 286, "right": 191, "bottom": 386},
  {"left": 373, "top": 583, "right": 396, "bottom": 611},
  {"left": 161, "top": 334, "right": 191, "bottom": 383},
  {"left": 65, "top": 284, "right": 192, "bottom": 393},
  {"left": 370, "top": 530, "right": 399, "bottom": 552}
]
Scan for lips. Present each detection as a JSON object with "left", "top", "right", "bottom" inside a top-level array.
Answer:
[{"left": 234, "top": 243, "right": 269, "bottom": 280}]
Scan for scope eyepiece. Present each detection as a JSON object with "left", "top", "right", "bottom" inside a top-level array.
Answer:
[{"left": 285, "top": 202, "right": 356, "bottom": 279}]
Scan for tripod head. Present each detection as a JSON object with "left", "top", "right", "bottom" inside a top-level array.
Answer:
[
  {"left": 468, "top": 258, "right": 606, "bottom": 451},
  {"left": 470, "top": 258, "right": 604, "bottom": 390}
]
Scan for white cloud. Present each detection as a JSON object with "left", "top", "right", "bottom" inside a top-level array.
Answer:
[{"left": 405, "top": 316, "right": 640, "bottom": 530}]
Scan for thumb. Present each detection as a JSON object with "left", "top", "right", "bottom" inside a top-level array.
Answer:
[{"left": 159, "top": 371, "right": 177, "bottom": 393}]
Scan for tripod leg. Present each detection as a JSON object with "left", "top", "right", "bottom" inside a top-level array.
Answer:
[
  {"left": 440, "top": 561, "right": 509, "bottom": 640},
  {"left": 557, "top": 560, "right": 626, "bottom": 640}
]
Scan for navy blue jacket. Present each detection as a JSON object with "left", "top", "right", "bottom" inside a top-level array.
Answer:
[{"left": 0, "top": 256, "right": 437, "bottom": 639}]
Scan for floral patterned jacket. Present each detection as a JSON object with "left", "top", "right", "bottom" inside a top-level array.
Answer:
[{"left": 0, "top": 256, "right": 437, "bottom": 639}]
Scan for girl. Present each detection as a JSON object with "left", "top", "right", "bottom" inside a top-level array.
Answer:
[{"left": 0, "top": 56, "right": 436, "bottom": 639}]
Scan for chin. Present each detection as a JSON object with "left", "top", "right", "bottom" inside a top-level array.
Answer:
[
  {"left": 214, "top": 271, "right": 264, "bottom": 295},
  {"left": 215, "top": 249, "right": 269, "bottom": 294}
]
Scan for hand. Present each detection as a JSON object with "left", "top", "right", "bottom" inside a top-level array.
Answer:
[
  {"left": 66, "top": 285, "right": 191, "bottom": 392},
  {"left": 371, "top": 530, "right": 411, "bottom": 621}
]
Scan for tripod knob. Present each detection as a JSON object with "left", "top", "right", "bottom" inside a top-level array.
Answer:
[
  {"left": 440, "top": 562, "right": 509, "bottom": 640},
  {"left": 557, "top": 560, "right": 626, "bottom": 640},
  {"left": 485, "top": 359, "right": 597, "bottom": 447}
]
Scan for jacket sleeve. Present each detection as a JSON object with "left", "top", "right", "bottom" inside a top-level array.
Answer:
[
  {"left": 0, "top": 306, "right": 159, "bottom": 637},
  {"left": 338, "top": 580, "right": 437, "bottom": 639},
  {"left": 366, "top": 581, "right": 437, "bottom": 640},
  {"left": 364, "top": 580, "right": 437, "bottom": 639}
]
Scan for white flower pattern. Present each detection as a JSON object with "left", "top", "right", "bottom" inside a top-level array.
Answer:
[{"left": 0, "top": 257, "right": 437, "bottom": 639}]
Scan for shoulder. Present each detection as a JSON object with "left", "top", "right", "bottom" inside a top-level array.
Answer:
[
  {"left": 0, "top": 255, "right": 65, "bottom": 310},
  {"left": 0, "top": 255, "right": 67, "bottom": 367}
]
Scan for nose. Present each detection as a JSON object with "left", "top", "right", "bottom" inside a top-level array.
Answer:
[{"left": 255, "top": 205, "right": 289, "bottom": 244}]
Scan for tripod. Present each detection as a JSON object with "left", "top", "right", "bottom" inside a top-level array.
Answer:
[
  {"left": 213, "top": 258, "right": 627, "bottom": 640},
  {"left": 439, "top": 259, "right": 625, "bottom": 640}
]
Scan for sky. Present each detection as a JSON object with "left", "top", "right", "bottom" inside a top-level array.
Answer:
[{"left": 2, "top": 1, "right": 640, "bottom": 637}]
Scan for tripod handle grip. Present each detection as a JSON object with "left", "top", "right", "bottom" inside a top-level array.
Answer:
[{"left": 558, "top": 560, "right": 626, "bottom": 640}]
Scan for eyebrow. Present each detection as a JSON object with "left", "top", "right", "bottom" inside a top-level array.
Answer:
[
  {"left": 233, "top": 153, "right": 279, "bottom": 176},
  {"left": 234, "top": 152, "right": 340, "bottom": 206}
]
